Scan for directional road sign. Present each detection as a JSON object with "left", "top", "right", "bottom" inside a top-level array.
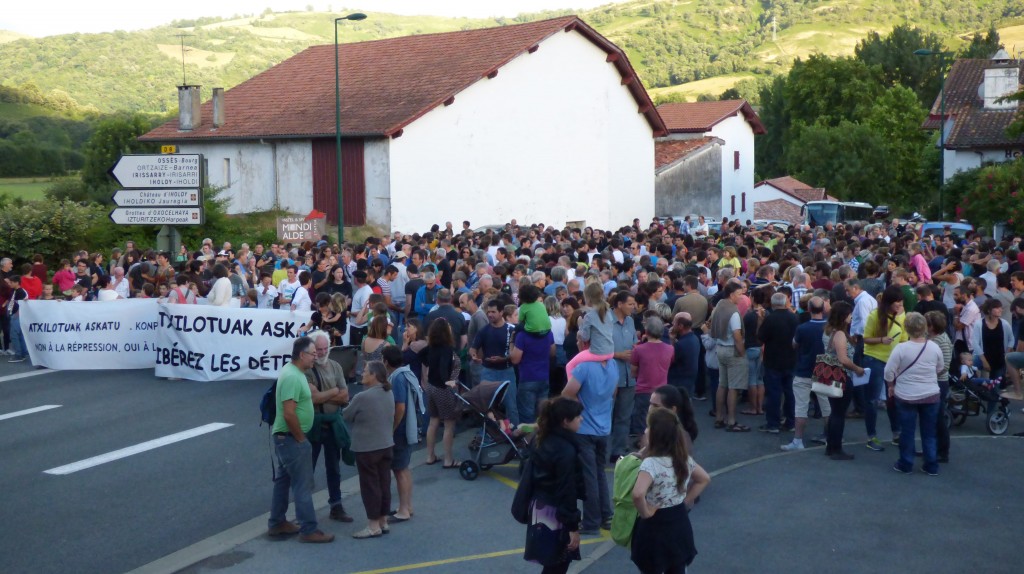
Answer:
[
  {"left": 112, "top": 189, "right": 202, "bottom": 208},
  {"left": 109, "top": 208, "right": 204, "bottom": 226},
  {"left": 109, "top": 154, "right": 202, "bottom": 189}
]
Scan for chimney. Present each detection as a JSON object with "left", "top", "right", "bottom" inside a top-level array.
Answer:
[
  {"left": 982, "top": 49, "right": 1019, "bottom": 110},
  {"left": 212, "top": 87, "right": 225, "bottom": 128},
  {"left": 177, "top": 85, "right": 202, "bottom": 131}
]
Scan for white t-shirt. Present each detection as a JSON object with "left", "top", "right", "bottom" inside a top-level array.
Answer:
[
  {"left": 715, "top": 312, "right": 742, "bottom": 347},
  {"left": 350, "top": 284, "right": 373, "bottom": 328},
  {"left": 291, "top": 286, "right": 312, "bottom": 312},
  {"left": 550, "top": 316, "right": 567, "bottom": 345},
  {"left": 278, "top": 278, "right": 301, "bottom": 303},
  {"left": 256, "top": 284, "right": 279, "bottom": 309},
  {"left": 639, "top": 456, "right": 695, "bottom": 509}
]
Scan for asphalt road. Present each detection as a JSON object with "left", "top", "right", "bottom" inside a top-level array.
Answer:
[{"left": 3, "top": 360, "right": 1023, "bottom": 574}]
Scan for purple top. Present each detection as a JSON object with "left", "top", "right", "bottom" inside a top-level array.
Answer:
[
  {"left": 515, "top": 331, "right": 554, "bottom": 383},
  {"left": 631, "top": 340, "right": 675, "bottom": 394}
]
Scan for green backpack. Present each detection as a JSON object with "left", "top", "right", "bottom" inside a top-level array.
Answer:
[{"left": 610, "top": 454, "right": 642, "bottom": 547}]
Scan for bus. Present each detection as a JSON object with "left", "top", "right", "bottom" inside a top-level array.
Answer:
[{"left": 801, "top": 200, "right": 874, "bottom": 227}]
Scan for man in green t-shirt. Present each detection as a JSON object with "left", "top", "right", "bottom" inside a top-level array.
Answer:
[{"left": 268, "top": 337, "right": 334, "bottom": 543}]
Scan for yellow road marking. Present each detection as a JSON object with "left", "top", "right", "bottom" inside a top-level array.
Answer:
[
  {"left": 349, "top": 537, "right": 608, "bottom": 574},
  {"left": 484, "top": 470, "right": 519, "bottom": 490}
]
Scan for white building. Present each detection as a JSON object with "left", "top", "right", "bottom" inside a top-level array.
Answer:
[
  {"left": 140, "top": 17, "right": 667, "bottom": 233},
  {"left": 654, "top": 100, "right": 765, "bottom": 222},
  {"left": 922, "top": 50, "right": 1024, "bottom": 182}
]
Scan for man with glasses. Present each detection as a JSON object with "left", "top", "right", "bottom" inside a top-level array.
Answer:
[
  {"left": 304, "top": 331, "right": 352, "bottom": 522},
  {"left": 268, "top": 337, "right": 335, "bottom": 543}
]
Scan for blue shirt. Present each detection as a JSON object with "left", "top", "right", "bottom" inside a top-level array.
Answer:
[
  {"left": 515, "top": 331, "right": 553, "bottom": 382},
  {"left": 572, "top": 361, "right": 618, "bottom": 436},
  {"left": 611, "top": 315, "right": 637, "bottom": 387},
  {"left": 668, "top": 331, "right": 700, "bottom": 386},
  {"left": 794, "top": 318, "right": 827, "bottom": 377}
]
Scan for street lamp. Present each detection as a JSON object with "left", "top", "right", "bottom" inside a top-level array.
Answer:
[
  {"left": 335, "top": 12, "right": 366, "bottom": 244},
  {"left": 915, "top": 48, "right": 954, "bottom": 220}
]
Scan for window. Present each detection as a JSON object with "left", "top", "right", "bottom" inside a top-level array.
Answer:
[
  {"left": 734, "top": 150, "right": 740, "bottom": 170},
  {"left": 741, "top": 192, "right": 746, "bottom": 212},
  {"left": 223, "top": 158, "right": 231, "bottom": 187},
  {"left": 731, "top": 195, "right": 736, "bottom": 215}
]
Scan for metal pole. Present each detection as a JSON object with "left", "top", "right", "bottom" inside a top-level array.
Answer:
[
  {"left": 334, "top": 20, "right": 343, "bottom": 244},
  {"left": 938, "top": 56, "right": 946, "bottom": 220}
]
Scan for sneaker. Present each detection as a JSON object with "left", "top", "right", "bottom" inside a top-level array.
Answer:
[
  {"left": 892, "top": 463, "right": 912, "bottom": 474},
  {"left": 780, "top": 440, "right": 804, "bottom": 451},
  {"left": 780, "top": 426, "right": 794, "bottom": 433},
  {"left": 758, "top": 425, "right": 780, "bottom": 434},
  {"left": 809, "top": 434, "right": 827, "bottom": 445},
  {"left": 8, "top": 356, "right": 26, "bottom": 363},
  {"left": 891, "top": 436, "right": 900, "bottom": 446},
  {"left": 350, "top": 528, "right": 381, "bottom": 540},
  {"left": 601, "top": 519, "right": 612, "bottom": 530},
  {"left": 693, "top": 394, "right": 708, "bottom": 401},
  {"left": 267, "top": 521, "right": 301, "bottom": 537},
  {"left": 920, "top": 467, "right": 939, "bottom": 477},
  {"left": 865, "top": 438, "right": 886, "bottom": 452}
]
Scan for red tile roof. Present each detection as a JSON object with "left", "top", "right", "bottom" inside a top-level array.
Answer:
[
  {"left": 922, "top": 58, "right": 1024, "bottom": 148},
  {"left": 754, "top": 199, "right": 802, "bottom": 225},
  {"left": 141, "top": 17, "right": 666, "bottom": 141},
  {"left": 754, "top": 176, "right": 835, "bottom": 203},
  {"left": 654, "top": 137, "right": 718, "bottom": 169},
  {"left": 656, "top": 100, "right": 766, "bottom": 135}
]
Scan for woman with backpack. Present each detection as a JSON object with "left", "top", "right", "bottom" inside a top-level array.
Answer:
[
  {"left": 630, "top": 408, "right": 710, "bottom": 574},
  {"left": 166, "top": 275, "right": 197, "bottom": 304}
]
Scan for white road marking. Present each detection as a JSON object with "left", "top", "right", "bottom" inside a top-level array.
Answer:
[
  {"left": 0, "top": 369, "right": 53, "bottom": 384},
  {"left": 44, "top": 422, "right": 234, "bottom": 475},
  {"left": 0, "top": 404, "right": 61, "bottom": 421}
]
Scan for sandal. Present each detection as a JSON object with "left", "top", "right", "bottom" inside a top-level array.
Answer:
[
  {"left": 352, "top": 528, "right": 382, "bottom": 539},
  {"left": 739, "top": 410, "right": 758, "bottom": 415},
  {"left": 442, "top": 460, "right": 461, "bottom": 469},
  {"left": 424, "top": 457, "right": 439, "bottom": 465},
  {"left": 713, "top": 421, "right": 726, "bottom": 429},
  {"left": 726, "top": 423, "right": 751, "bottom": 432}
]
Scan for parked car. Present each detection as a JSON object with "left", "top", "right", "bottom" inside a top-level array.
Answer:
[
  {"left": 752, "top": 219, "right": 792, "bottom": 231},
  {"left": 872, "top": 205, "right": 890, "bottom": 219},
  {"left": 912, "top": 221, "right": 975, "bottom": 241}
]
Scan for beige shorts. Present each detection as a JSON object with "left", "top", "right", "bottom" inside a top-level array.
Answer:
[
  {"left": 717, "top": 347, "right": 749, "bottom": 390},
  {"left": 794, "top": 376, "right": 832, "bottom": 418}
]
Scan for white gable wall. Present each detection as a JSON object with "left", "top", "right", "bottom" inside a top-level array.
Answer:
[
  {"left": 388, "top": 30, "right": 655, "bottom": 232},
  {"left": 176, "top": 140, "right": 313, "bottom": 215},
  {"left": 708, "top": 114, "right": 755, "bottom": 224}
]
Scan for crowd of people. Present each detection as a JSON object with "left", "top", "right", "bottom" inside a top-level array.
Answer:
[{"left": 5, "top": 214, "right": 1024, "bottom": 568}]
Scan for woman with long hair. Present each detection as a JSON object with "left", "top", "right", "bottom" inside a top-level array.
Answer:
[
  {"left": 523, "top": 397, "right": 585, "bottom": 573},
  {"left": 861, "top": 285, "right": 907, "bottom": 451},
  {"left": 419, "top": 319, "right": 461, "bottom": 468},
  {"left": 630, "top": 408, "right": 710, "bottom": 574},
  {"left": 343, "top": 361, "right": 395, "bottom": 538},
  {"left": 563, "top": 282, "right": 615, "bottom": 377},
  {"left": 823, "top": 302, "right": 866, "bottom": 460}
]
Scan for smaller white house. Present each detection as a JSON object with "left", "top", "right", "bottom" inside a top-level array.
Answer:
[
  {"left": 752, "top": 176, "right": 835, "bottom": 225},
  {"left": 655, "top": 100, "right": 765, "bottom": 222},
  {"left": 922, "top": 50, "right": 1024, "bottom": 182}
]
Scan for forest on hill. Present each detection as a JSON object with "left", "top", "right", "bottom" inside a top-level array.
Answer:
[{"left": 1, "top": 0, "right": 1022, "bottom": 114}]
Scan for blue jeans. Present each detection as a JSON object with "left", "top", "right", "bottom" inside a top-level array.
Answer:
[
  {"left": 482, "top": 366, "right": 519, "bottom": 425},
  {"left": 609, "top": 386, "right": 635, "bottom": 456},
  {"left": 576, "top": 434, "right": 612, "bottom": 530},
  {"left": 270, "top": 434, "right": 318, "bottom": 534},
  {"left": 10, "top": 314, "right": 26, "bottom": 359},
  {"left": 895, "top": 399, "right": 939, "bottom": 474},
  {"left": 631, "top": 392, "right": 652, "bottom": 435},
  {"left": 746, "top": 347, "right": 763, "bottom": 387},
  {"left": 311, "top": 427, "right": 343, "bottom": 509},
  {"left": 763, "top": 367, "right": 794, "bottom": 430},
  {"left": 857, "top": 356, "right": 887, "bottom": 438},
  {"left": 517, "top": 380, "right": 549, "bottom": 424}
]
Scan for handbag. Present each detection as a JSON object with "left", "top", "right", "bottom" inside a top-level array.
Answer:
[
  {"left": 812, "top": 332, "right": 848, "bottom": 398},
  {"left": 510, "top": 457, "right": 535, "bottom": 525}
]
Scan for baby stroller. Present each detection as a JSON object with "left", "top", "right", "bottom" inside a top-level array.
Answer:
[
  {"left": 452, "top": 380, "right": 530, "bottom": 481},
  {"left": 946, "top": 374, "right": 1010, "bottom": 435}
]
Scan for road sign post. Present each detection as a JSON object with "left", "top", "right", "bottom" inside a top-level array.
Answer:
[{"left": 108, "top": 154, "right": 204, "bottom": 227}]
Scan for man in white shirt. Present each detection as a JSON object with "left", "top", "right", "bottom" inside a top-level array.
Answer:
[
  {"left": 953, "top": 284, "right": 981, "bottom": 350},
  {"left": 846, "top": 278, "right": 877, "bottom": 356},
  {"left": 277, "top": 266, "right": 301, "bottom": 307},
  {"left": 979, "top": 260, "right": 1000, "bottom": 298},
  {"left": 256, "top": 273, "right": 279, "bottom": 309},
  {"left": 349, "top": 270, "right": 374, "bottom": 347},
  {"left": 111, "top": 267, "right": 130, "bottom": 299}
]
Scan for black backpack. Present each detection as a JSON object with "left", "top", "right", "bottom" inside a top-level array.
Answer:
[{"left": 259, "top": 382, "right": 277, "bottom": 426}]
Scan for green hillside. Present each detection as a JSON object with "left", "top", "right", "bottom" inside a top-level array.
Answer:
[{"left": 1, "top": 0, "right": 1023, "bottom": 113}]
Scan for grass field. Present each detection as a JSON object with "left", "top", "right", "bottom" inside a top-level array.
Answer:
[
  {"left": 0, "top": 177, "right": 57, "bottom": 201},
  {"left": 648, "top": 73, "right": 757, "bottom": 101}
]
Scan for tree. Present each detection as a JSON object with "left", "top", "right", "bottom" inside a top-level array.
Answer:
[
  {"left": 959, "top": 159, "right": 1024, "bottom": 229},
  {"left": 957, "top": 27, "right": 1001, "bottom": 59},
  {"left": 784, "top": 121, "right": 893, "bottom": 206},
  {"left": 854, "top": 24, "right": 946, "bottom": 107},
  {"left": 81, "top": 114, "right": 158, "bottom": 196}
]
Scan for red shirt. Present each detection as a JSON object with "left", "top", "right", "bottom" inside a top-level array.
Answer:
[{"left": 20, "top": 274, "right": 43, "bottom": 300}]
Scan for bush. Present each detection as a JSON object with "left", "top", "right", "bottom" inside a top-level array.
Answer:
[{"left": 0, "top": 199, "right": 99, "bottom": 262}]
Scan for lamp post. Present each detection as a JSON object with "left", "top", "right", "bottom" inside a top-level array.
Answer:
[
  {"left": 914, "top": 48, "right": 954, "bottom": 220},
  {"left": 335, "top": 13, "right": 367, "bottom": 244}
]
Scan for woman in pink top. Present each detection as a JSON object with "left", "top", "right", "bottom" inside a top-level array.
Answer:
[{"left": 630, "top": 316, "right": 676, "bottom": 436}]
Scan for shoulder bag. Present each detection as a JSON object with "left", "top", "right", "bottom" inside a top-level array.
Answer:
[
  {"left": 510, "top": 456, "right": 534, "bottom": 525},
  {"left": 812, "top": 332, "right": 848, "bottom": 398}
]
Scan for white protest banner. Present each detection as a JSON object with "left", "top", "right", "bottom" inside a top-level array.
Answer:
[
  {"left": 21, "top": 299, "right": 160, "bottom": 370},
  {"left": 154, "top": 303, "right": 313, "bottom": 381}
]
